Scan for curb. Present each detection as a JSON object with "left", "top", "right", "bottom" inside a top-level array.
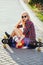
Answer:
[{"left": 19, "top": 0, "right": 43, "bottom": 32}]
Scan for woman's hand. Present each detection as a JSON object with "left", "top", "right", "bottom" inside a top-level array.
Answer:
[{"left": 15, "top": 21, "right": 21, "bottom": 28}]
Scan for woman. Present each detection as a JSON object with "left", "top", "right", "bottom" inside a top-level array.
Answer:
[{"left": 2, "top": 12, "right": 36, "bottom": 48}]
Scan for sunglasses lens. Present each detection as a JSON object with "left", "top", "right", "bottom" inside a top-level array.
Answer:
[
  {"left": 22, "top": 16, "right": 23, "bottom": 18},
  {"left": 25, "top": 16, "right": 26, "bottom": 18},
  {"left": 22, "top": 16, "right": 27, "bottom": 18}
]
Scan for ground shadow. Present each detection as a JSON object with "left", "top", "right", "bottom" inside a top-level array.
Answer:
[{"left": 5, "top": 46, "right": 43, "bottom": 65}]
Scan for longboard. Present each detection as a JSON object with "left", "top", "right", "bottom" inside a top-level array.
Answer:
[{"left": 1, "top": 34, "right": 43, "bottom": 51}]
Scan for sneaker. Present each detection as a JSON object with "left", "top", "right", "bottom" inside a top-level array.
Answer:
[
  {"left": 5, "top": 32, "right": 10, "bottom": 38},
  {"left": 22, "top": 46, "right": 28, "bottom": 49}
]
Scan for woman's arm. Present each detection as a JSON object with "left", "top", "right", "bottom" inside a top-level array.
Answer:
[{"left": 15, "top": 21, "right": 21, "bottom": 28}]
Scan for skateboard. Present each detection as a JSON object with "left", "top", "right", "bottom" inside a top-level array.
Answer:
[{"left": 1, "top": 33, "right": 43, "bottom": 51}]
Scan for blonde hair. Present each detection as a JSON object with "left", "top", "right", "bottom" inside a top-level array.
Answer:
[{"left": 21, "top": 11, "right": 30, "bottom": 20}]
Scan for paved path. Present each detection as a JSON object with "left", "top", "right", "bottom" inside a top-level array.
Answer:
[
  {"left": 0, "top": 0, "right": 24, "bottom": 38},
  {"left": 0, "top": 0, "right": 43, "bottom": 65},
  {"left": 0, "top": 44, "right": 43, "bottom": 65},
  {"left": 0, "top": 44, "right": 19, "bottom": 65}
]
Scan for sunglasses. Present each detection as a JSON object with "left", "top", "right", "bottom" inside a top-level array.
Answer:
[{"left": 22, "top": 15, "right": 27, "bottom": 18}]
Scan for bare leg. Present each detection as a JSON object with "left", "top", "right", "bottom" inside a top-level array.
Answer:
[{"left": 10, "top": 27, "right": 23, "bottom": 38}]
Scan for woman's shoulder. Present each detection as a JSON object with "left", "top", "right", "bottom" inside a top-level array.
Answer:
[{"left": 27, "top": 20, "right": 33, "bottom": 25}]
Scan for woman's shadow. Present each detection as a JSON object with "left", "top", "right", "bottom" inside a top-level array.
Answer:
[
  {"left": 5, "top": 45, "right": 31, "bottom": 65},
  {"left": 5, "top": 44, "right": 41, "bottom": 65},
  {"left": 5, "top": 45, "right": 22, "bottom": 65}
]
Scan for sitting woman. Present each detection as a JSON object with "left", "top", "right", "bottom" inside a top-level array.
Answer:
[{"left": 2, "top": 12, "right": 37, "bottom": 49}]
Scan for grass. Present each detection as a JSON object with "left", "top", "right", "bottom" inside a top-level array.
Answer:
[
  {"left": 27, "top": 4, "right": 43, "bottom": 22},
  {"left": 36, "top": 12, "right": 43, "bottom": 21}
]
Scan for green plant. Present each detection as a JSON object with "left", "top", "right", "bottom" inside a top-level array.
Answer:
[{"left": 29, "top": 0, "right": 43, "bottom": 5}]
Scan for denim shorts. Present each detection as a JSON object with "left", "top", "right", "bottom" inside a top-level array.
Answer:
[{"left": 22, "top": 37, "right": 30, "bottom": 46}]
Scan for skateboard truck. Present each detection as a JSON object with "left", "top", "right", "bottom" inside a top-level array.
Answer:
[
  {"left": 37, "top": 38, "right": 43, "bottom": 52},
  {"left": 2, "top": 35, "right": 8, "bottom": 48}
]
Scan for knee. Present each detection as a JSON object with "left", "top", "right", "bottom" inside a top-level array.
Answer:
[{"left": 14, "top": 27, "right": 18, "bottom": 30}]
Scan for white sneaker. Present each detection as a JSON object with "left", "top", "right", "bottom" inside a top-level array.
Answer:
[{"left": 22, "top": 46, "right": 28, "bottom": 49}]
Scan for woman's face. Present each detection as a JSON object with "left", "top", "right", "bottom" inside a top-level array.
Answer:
[{"left": 21, "top": 13, "right": 29, "bottom": 22}]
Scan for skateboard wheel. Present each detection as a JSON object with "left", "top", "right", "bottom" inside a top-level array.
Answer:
[
  {"left": 3, "top": 44, "right": 6, "bottom": 48},
  {"left": 37, "top": 47, "right": 41, "bottom": 52}
]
